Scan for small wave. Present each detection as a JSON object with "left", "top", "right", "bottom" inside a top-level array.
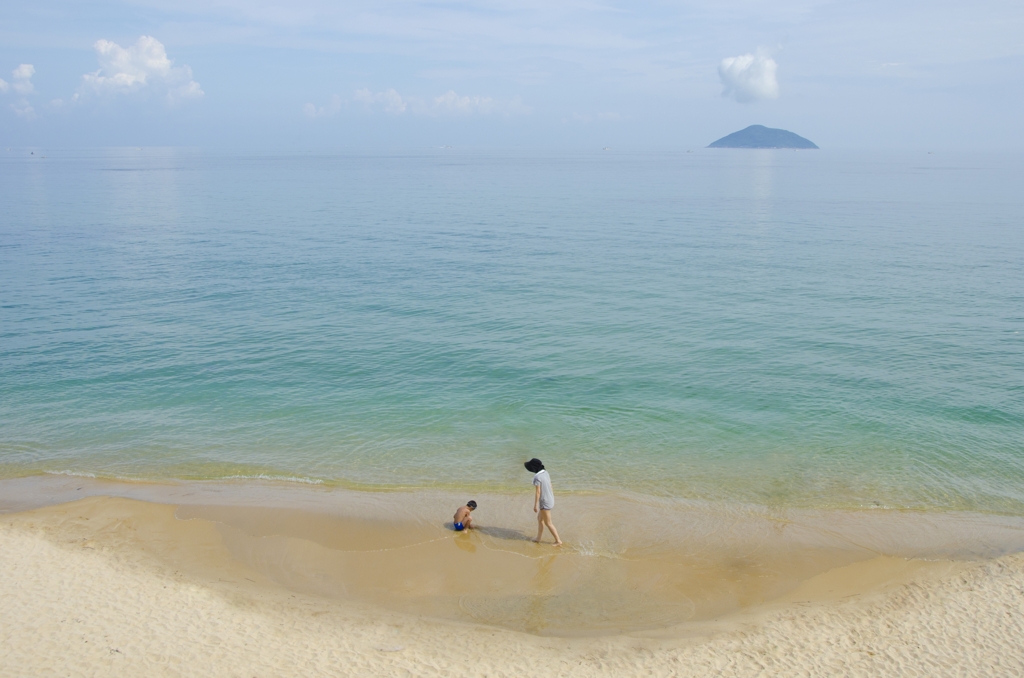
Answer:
[
  {"left": 44, "top": 470, "right": 325, "bottom": 486},
  {"left": 44, "top": 470, "right": 98, "bottom": 479},
  {"left": 567, "top": 539, "right": 632, "bottom": 560},
  {"left": 220, "top": 474, "right": 324, "bottom": 485}
]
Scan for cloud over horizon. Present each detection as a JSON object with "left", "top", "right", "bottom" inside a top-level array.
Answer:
[
  {"left": 353, "top": 88, "right": 407, "bottom": 114},
  {"left": 11, "top": 65, "right": 35, "bottom": 95},
  {"left": 432, "top": 90, "right": 497, "bottom": 115},
  {"left": 2, "top": 64, "right": 37, "bottom": 118},
  {"left": 718, "top": 53, "right": 779, "bottom": 103},
  {"left": 304, "top": 88, "right": 529, "bottom": 118},
  {"left": 80, "top": 36, "right": 203, "bottom": 102},
  {"left": 303, "top": 95, "right": 343, "bottom": 118}
]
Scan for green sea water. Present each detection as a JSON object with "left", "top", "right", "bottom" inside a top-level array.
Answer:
[{"left": 2, "top": 148, "right": 1022, "bottom": 512}]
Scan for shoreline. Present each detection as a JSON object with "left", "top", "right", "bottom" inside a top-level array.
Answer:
[
  {"left": 4, "top": 475, "right": 1024, "bottom": 633},
  {"left": 3, "top": 487, "right": 1024, "bottom": 675}
]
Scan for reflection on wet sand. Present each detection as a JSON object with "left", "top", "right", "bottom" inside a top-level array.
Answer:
[
  {"left": 5, "top": 475, "right": 1024, "bottom": 636},
  {"left": 473, "top": 525, "right": 533, "bottom": 541}
]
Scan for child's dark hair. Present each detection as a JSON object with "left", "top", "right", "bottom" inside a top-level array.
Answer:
[
  {"left": 467, "top": 500, "right": 477, "bottom": 509},
  {"left": 524, "top": 458, "right": 545, "bottom": 473}
]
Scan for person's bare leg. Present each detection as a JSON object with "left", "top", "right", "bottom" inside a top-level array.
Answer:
[
  {"left": 540, "top": 510, "right": 562, "bottom": 546},
  {"left": 534, "top": 513, "right": 545, "bottom": 542}
]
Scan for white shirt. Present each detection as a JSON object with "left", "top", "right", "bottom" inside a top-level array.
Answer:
[{"left": 533, "top": 469, "right": 554, "bottom": 510}]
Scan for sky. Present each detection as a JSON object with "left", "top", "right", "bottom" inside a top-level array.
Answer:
[{"left": 1, "top": 0, "right": 1023, "bottom": 150}]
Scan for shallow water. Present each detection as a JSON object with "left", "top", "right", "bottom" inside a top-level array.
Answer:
[
  {"left": 2, "top": 148, "right": 1023, "bottom": 513},
  {"left": 7, "top": 475, "right": 1024, "bottom": 635}
]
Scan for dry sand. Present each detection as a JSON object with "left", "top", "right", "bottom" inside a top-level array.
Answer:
[{"left": 2, "top": 495, "right": 1024, "bottom": 677}]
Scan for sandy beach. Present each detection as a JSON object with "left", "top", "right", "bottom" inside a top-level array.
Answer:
[{"left": 3, "top": 481, "right": 1024, "bottom": 677}]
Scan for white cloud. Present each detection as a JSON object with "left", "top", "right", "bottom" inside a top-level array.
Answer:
[
  {"left": 433, "top": 90, "right": 496, "bottom": 114},
  {"left": 353, "top": 88, "right": 528, "bottom": 116},
  {"left": 11, "top": 101, "right": 35, "bottom": 119},
  {"left": 11, "top": 64, "right": 35, "bottom": 95},
  {"left": 304, "top": 94, "right": 343, "bottom": 118},
  {"left": 2, "top": 65, "right": 37, "bottom": 119},
  {"left": 354, "top": 87, "right": 407, "bottom": 114},
  {"left": 718, "top": 53, "right": 779, "bottom": 103},
  {"left": 80, "top": 36, "right": 203, "bottom": 102}
]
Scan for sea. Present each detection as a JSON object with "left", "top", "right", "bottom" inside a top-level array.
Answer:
[{"left": 3, "top": 147, "right": 1023, "bottom": 516}]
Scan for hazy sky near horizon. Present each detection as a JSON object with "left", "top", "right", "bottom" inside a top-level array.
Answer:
[{"left": 2, "top": 0, "right": 1023, "bottom": 150}]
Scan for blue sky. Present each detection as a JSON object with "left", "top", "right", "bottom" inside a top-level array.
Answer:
[{"left": 2, "top": 0, "right": 1023, "bottom": 149}]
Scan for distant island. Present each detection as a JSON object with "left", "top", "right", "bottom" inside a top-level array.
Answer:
[{"left": 708, "top": 125, "right": 818, "bottom": 149}]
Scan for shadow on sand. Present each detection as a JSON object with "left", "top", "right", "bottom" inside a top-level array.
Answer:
[
  {"left": 473, "top": 525, "right": 533, "bottom": 542},
  {"left": 443, "top": 523, "right": 532, "bottom": 542}
]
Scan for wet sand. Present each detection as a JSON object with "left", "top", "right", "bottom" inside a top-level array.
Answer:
[{"left": 2, "top": 476, "right": 1024, "bottom": 675}]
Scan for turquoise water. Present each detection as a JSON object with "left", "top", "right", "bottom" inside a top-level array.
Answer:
[{"left": 2, "top": 148, "right": 1022, "bottom": 512}]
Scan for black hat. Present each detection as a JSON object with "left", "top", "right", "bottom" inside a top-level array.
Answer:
[{"left": 524, "top": 458, "right": 545, "bottom": 473}]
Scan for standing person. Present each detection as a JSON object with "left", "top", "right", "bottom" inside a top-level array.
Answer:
[{"left": 524, "top": 458, "right": 562, "bottom": 546}]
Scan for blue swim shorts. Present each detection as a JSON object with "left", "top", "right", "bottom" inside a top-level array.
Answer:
[{"left": 454, "top": 522, "right": 465, "bottom": 531}]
